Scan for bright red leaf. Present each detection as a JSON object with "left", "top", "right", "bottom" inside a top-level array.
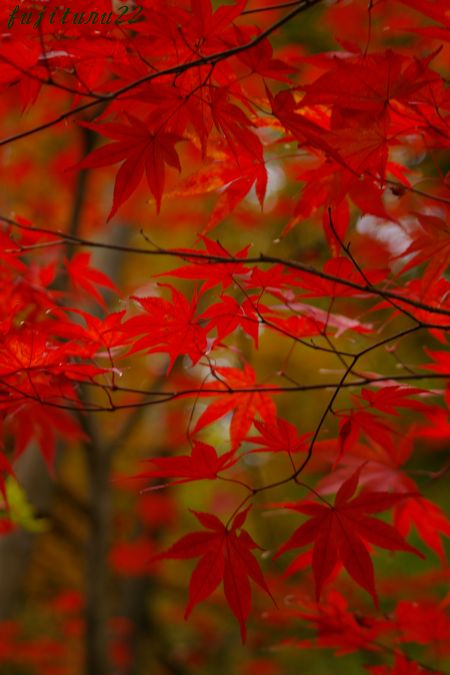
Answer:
[
  {"left": 124, "top": 285, "right": 207, "bottom": 372},
  {"left": 246, "top": 417, "right": 310, "bottom": 455},
  {"left": 193, "top": 364, "right": 277, "bottom": 449},
  {"left": 65, "top": 252, "right": 119, "bottom": 307},
  {"left": 77, "top": 115, "right": 184, "bottom": 218},
  {"left": 151, "top": 507, "right": 274, "bottom": 642},
  {"left": 132, "top": 440, "right": 238, "bottom": 488},
  {"left": 275, "top": 467, "right": 424, "bottom": 605}
]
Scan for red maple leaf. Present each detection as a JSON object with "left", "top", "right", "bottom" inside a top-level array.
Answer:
[
  {"left": 65, "top": 253, "right": 119, "bottom": 307},
  {"left": 6, "top": 402, "right": 86, "bottom": 470},
  {"left": 246, "top": 417, "right": 310, "bottom": 455},
  {"left": 270, "top": 89, "right": 347, "bottom": 170},
  {"left": 400, "top": 212, "right": 450, "bottom": 294},
  {"left": 360, "top": 386, "right": 428, "bottom": 416},
  {"left": 315, "top": 434, "right": 417, "bottom": 496},
  {"left": 394, "top": 497, "right": 450, "bottom": 563},
  {"left": 132, "top": 440, "right": 238, "bottom": 488},
  {"left": 300, "top": 51, "right": 439, "bottom": 115},
  {"left": 209, "top": 86, "right": 263, "bottom": 161},
  {"left": 336, "top": 410, "right": 395, "bottom": 459},
  {"left": 275, "top": 467, "right": 424, "bottom": 605},
  {"left": 51, "top": 309, "right": 127, "bottom": 357},
  {"left": 151, "top": 507, "right": 274, "bottom": 642},
  {"left": 329, "top": 115, "right": 390, "bottom": 178},
  {"left": 77, "top": 115, "right": 184, "bottom": 219},
  {"left": 176, "top": 0, "right": 246, "bottom": 51},
  {"left": 124, "top": 285, "right": 207, "bottom": 372},
  {"left": 159, "top": 236, "right": 250, "bottom": 292},
  {"left": 236, "top": 33, "right": 296, "bottom": 83},
  {"left": 293, "top": 590, "right": 383, "bottom": 655},
  {"left": 203, "top": 156, "right": 268, "bottom": 233},
  {"left": 193, "top": 363, "right": 277, "bottom": 449},
  {"left": 290, "top": 257, "right": 385, "bottom": 299},
  {"left": 199, "top": 295, "right": 261, "bottom": 347}
]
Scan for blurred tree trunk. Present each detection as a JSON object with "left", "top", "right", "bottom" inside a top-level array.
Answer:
[{"left": 0, "top": 447, "right": 51, "bottom": 619}]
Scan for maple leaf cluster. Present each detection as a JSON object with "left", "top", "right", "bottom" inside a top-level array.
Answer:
[{"left": 0, "top": 0, "right": 449, "bottom": 672}]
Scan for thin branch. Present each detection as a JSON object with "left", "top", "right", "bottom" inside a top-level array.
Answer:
[
  {"left": 1, "top": 366, "right": 447, "bottom": 415},
  {"left": 3, "top": 215, "right": 450, "bottom": 320}
]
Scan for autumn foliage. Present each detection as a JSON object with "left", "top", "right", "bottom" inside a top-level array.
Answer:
[{"left": 0, "top": 0, "right": 449, "bottom": 673}]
